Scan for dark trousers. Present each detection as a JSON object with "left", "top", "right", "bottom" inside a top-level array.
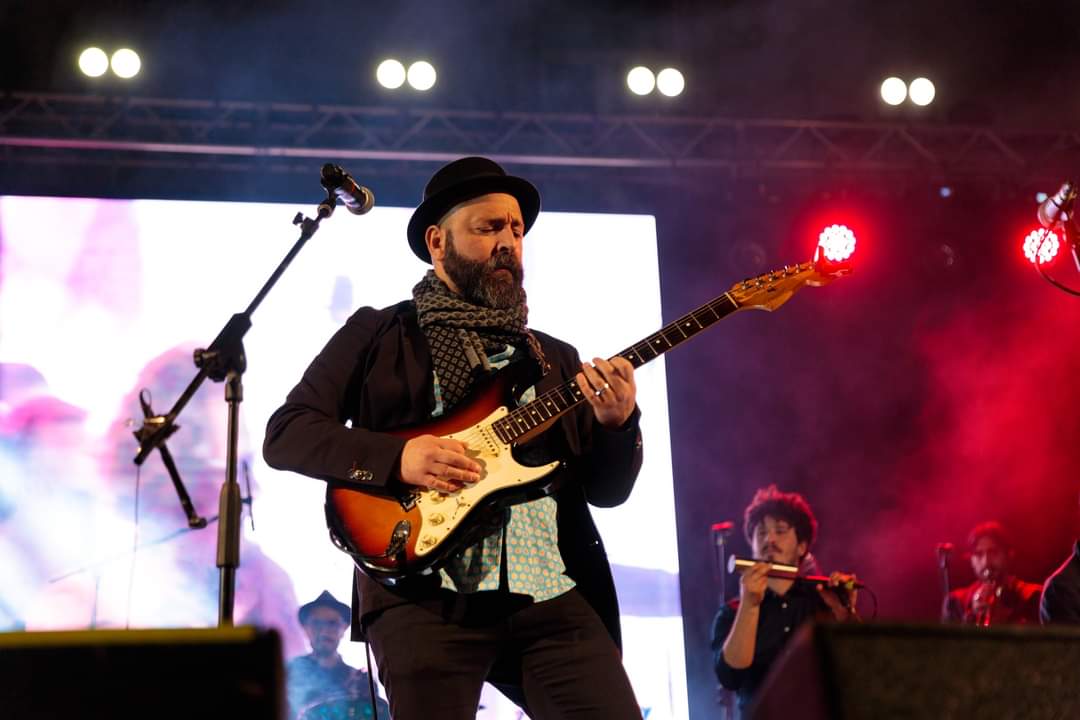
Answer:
[{"left": 364, "top": 588, "right": 642, "bottom": 719}]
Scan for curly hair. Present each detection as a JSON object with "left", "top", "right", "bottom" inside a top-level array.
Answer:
[{"left": 743, "top": 484, "right": 818, "bottom": 550}]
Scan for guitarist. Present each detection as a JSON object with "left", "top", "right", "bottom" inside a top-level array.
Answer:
[{"left": 264, "top": 156, "right": 645, "bottom": 719}]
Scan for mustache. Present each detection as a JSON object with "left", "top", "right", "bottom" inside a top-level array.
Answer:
[{"left": 486, "top": 251, "right": 522, "bottom": 278}]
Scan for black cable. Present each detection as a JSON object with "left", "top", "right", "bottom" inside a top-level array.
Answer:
[
  {"left": 1033, "top": 211, "right": 1080, "bottom": 296},
  {"left": 1035, "top": 251, "right": 1080, "bottom": 296},
  {"left": 862, "top": 584, "right": 879, "bottom": 620}
]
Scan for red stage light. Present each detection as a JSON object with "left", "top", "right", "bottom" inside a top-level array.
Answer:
[
  {"left": 816, "top": 224, "right": 857, "bottom": 263},
  {"left": 1022, "top": 228, "right": 1059, "bottom": 265}
]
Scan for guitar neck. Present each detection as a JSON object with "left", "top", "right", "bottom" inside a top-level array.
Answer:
[{"left": 491, "top": 291, "right": 741, "bottom": 444}]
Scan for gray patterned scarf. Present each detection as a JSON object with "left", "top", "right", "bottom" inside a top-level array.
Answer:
[{"left": 413, "top": 270, "right": 546, "bottom": 410}]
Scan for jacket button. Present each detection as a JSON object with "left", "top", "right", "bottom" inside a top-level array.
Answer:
[{"left": 348, "top": 466, "right": 373, "bottom": 482}]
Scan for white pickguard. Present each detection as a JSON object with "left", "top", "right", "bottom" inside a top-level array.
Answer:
[{"left": 411, "top": 405, "right": 560, "bottom": 557}]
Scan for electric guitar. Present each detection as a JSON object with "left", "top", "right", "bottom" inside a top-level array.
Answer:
[{"left": 326, "top": 255, "right": 851, "bottom": 580}]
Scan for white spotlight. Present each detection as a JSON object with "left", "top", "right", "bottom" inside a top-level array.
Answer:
[
  {"left": 656, "top": 67, "right": 685, "bottom": 97},
  {"left": 78, "top": 47, "right": 109, "bottom": 78},
  {"left": 880, "top": 77, "right": 907, "bottom": 106},
  {"left": 626, "top": 66, "right": 655, "bottom": 96},
  {"left": 376, "top": 59, "right": 406, "bottom": 89},
  {"left": 407, "top": 61, "right": 437, "bottom": 91},
  {"left": 110, "top": 48, "right": 141, "bottom": 79},
  {"left": 909, "top": 77, "right": 935, "bottom": 106}
]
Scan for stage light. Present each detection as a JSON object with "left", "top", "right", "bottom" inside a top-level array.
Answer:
[
  {"left": 656, "top": 68, "right": 685, "bottom": 97},
  {"left": 1023, "top": 228, "right": 1059, "bottom": 265},
  {"left": 1036, "top": 191, "right": 1049, "bottom": 204},
  {"left": 627, "top": 66, "right": 655, "bottom": 96},
  {"left": 110, "top": 49, "right": 141, "bottom": 79},
  {"left": 78, "top": 47, "right": 109, "bottom": 78},
  {"left": 880, "top": 77, "right": 907, "bottom": 106},
  {"left": 939, "top": 186, "right": 952, "bottom": 198},
  {"left": 407, "top": 61, "right": 437, "bottom": 91},
  {"left": 376, "top": 59, "right": 406, "bottom": 89},
  {"left": 909, "top": 77, "right": 935, "bottom": 106},
  {"left": 817, "top": 224, "right": 857, "bottom": 263}
]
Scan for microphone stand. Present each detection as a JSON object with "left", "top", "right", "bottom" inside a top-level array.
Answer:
[
  {"left": 711, "top": 522, "right": 734, "bottom": 605},
  {"left": 1068, "top": 212, "right": 1080, "bottom": 274},
  {"left": 130, "top": 186, "right": 341, "bottom": 627},
  {"left": 936, "top": 543, "right": 953, "bottom": 617},
  {"left": 711, "top": 521, "right": 735, "bottom": 720},
  {"left": 1034, "top": 182, "right": 1080, "bottom": 296}
]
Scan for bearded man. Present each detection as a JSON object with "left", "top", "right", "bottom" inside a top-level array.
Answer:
[
  {"left": 710, "top": 485, "right": 857, "bottom": 714},
  {"left": 264, "top": 157, "right": 645, "bottom": 719}
]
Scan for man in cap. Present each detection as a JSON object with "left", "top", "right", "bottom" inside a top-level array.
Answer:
[
  {"left": 286, "top": 590, "right": 388, "bottom": 719},
  {"left": 264, "top": 156, "right": 644, "bottom": 718}
]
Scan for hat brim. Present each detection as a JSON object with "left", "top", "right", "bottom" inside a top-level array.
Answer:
[
  {"left": 298, "top": 598, "right": 351, "bottom": 626},
  {"left": 407, "top": 174, "right": 541, "bottom": 264}
]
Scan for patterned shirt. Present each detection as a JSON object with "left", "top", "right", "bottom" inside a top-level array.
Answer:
[{"left": 434, "top": 345, "right": 576, "bottom": 601}]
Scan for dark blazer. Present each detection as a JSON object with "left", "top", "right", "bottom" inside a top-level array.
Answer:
[
  {"left": 263, "top": 300, "right": 643, "bottom": 648},
  {"left": 1040, "top": 541, "right": 1080, "bottom": 624}
]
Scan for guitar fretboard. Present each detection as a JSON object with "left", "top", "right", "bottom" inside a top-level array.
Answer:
[{"left": 491, "top": 291, "right": 741, "bottom": 444}]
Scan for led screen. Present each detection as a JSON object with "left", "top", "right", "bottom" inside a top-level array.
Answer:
[{"left": 0, "top": 195, "right": 684, "bottom": 718}]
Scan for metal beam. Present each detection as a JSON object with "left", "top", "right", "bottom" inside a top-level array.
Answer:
[{"left": 2, "top": 91, "right": 1079, "bottom": 182}]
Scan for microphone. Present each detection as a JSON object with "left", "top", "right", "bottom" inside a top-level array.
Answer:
[
  {"left": 727, "top": 555, "right": 865, "bottom": 589},
  {"left": 321, "top": 163, "right": 375, "bottom": 215},
  {"left": 711, "top": 521, "right": 734, "bottom": 537},
  {"left": 1037, "top": 181, "right": 1075, "bottom": 228}
]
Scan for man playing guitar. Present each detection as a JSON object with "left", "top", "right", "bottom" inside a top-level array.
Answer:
[{"left": 264, "top": 156, "right": 645, "bottom": 719}]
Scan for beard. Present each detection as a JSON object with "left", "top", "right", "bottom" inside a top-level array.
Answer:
[
  {"left": 442, "top": 231, "right": 526, "bottom": 309},
  {"left": 312, "top": 637, "right": 338, "bottom": 658}
]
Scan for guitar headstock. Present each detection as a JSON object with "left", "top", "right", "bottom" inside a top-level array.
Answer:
[
  {"left": 728, "top": 223, "right": 856, "bottom": 310},
  {"left": 727, "top": 253, "right": 853, "bottom": 312}
]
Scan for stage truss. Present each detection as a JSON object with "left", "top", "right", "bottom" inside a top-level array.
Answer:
[{"left": 2, "top": 91, "right": 1079, "bottom": 190}]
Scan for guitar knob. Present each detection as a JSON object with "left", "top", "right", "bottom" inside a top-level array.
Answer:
[
  {"left": 428, "top": 513, "right": 445, "bottom": 526},
  {"left": 429, "top": 493, "right": 446, "bottom": 504},
  {"left": 420, "top": 536, "right": 436, "bottom": 548}
]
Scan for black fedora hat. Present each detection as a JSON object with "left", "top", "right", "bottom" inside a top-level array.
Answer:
[
  {"left": 406, "top": 156, "right": 541, "bottom": 263},
  {"left": 297, "top": 590, "right": 350, "bottom": 626}
]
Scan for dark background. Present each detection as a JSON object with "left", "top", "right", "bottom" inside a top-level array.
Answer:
[{"left": 4, "top": 2, "right": 1080, "bottom": 718}]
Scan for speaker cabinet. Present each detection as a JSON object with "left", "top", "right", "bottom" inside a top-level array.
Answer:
[
  {"left": 0, "top": 626, "right": 284, "bottom": 719},
  {"left": 752, "top": 622, "right": 1080, "bottom": 720}
]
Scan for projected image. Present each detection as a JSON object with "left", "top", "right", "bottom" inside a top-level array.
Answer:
[{"left": 0, "top": 195, "right": 684, "bottom": 718}]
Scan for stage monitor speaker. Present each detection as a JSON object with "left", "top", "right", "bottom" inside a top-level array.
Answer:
[
  {"left": 0, "top": 626, "right": 284, "bottom": 719},
  {"left": 752, "top": 622, "right": 1080, "bottom": 720}
]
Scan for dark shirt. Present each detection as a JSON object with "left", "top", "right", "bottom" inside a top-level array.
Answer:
[
  {"left": 285, "top": 654, "right": 389, "bottom": 719},
  {"left": 941, "top": 576, "right": 1041, "bottom": 625},
  {"left": 1041, "top": 541, "right": 1080, "bottom": 624},
  {"left": 710, "top": 581, "right": 830, "bottom": 712}
]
